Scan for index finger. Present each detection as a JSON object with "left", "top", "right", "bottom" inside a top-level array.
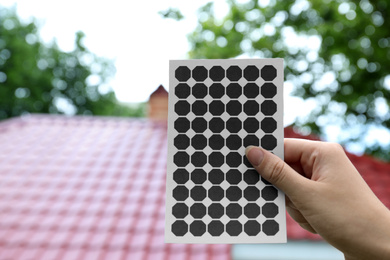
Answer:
[{"left": 284, "top": 138, "right": 323, "bottom": 179}]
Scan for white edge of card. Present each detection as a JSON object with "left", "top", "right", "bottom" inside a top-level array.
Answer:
[{"left": 165, "top": 58, "right": 287, "bottom": 244}]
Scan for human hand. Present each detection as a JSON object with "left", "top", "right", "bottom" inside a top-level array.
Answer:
[{"left": 245, "top": 139, "right": 390, "bottom": 260}]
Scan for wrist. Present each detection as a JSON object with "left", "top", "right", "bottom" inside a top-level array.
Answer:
[{"left": 342, "top": 206, "right": 390, "bottom": 260}]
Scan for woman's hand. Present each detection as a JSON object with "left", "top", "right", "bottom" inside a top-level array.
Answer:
[{"left": 246, "top": 139, "right": 390, "bottom": 260}]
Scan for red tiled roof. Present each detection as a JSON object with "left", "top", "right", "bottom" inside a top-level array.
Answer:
[
  {"left": 0, "top": 115, "right": 389, "bottom": 257},
  {"left": 0, "top": 115, "right": 231, "bottom": 260}
]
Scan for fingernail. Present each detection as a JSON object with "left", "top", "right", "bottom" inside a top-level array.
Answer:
[{"left": 245, "top": 146, "right": 264, "bottom": 167}]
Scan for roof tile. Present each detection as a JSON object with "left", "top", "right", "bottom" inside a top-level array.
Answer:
[
  {"left": 0, "top": 115, "right": 231, "bottom": 260},
  {"left": 0, "top": 115, "right": 389, "bottom": 254}
]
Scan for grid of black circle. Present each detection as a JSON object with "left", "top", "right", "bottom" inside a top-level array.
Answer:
[{"left": 172, "top": 64, "right": 280, "bottom": 237}]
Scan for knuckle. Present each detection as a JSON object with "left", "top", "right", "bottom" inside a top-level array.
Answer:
[
  {"left": 267, "top": 159, "right": 286, "bottom": 185},
  {"left": 325, "top": 142, "right": 345, "bottom": 154}
]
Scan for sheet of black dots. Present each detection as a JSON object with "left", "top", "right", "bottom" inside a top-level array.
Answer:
[{"left": 165, "top": 59, "right": 286, "bottom": 243}]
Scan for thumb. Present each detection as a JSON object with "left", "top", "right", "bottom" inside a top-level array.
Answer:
[{"left": 245, "top": 146, "right": 309, "bottom": 198}]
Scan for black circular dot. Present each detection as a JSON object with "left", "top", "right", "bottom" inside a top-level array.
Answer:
[
  {"left": 191, "top": 169, "right": 207, "bottom": 184},
  {"left": 190, "top": 186, "right": 207, "bottom": 201},
  {"left": 261, "top": 100, "right": 277, "bottom": 116},
  {"left": 209, "top": 118, "right": 224, "bottom": 133},
  {"left": 208, "top": 220, "right": 224, "bottom": 236},
  {"left": 208, "top": 186, "right": 224, "bottom": 201},
  {"left": 243, "top": 100, "right": 259, "bottom": 116},
  {"left": 175, "top": 66, "right": 191, "bottom": 82},
  {"left": 172, "top": 203, "right": 188, "bottom": 218},
  {"left": 261, "top": 117, "right": 277, "bottom": 133},
  {"left": 244, "top": 220, "right": 261, "bottom": 236},
  {"left": 192, "top": 66, "right": 208, "bottom": 81},
  {"left": 190, "top": 203, "right": 207, "bottom": 218},
  {"left": 261, "top": 65, "right": 277, "bottom": 81},
  {"left": 226, "top": 135, "right": 242, "bottom": 150},
  {"left": 191, "top": 152, "right": 207, "bottom": 167},
  {"left": 175, "top": 100, "right": 190, "bottom": 116},
  {"left": 209, "top": 83, "right": 225, "bottom": 98},
  {"left": 209, "top": 169, "right": 224, "bottom": 184},
  {"left": 209, "top": 66, "right": 225, "bottom": 81},
  {"left": 209, "top": 152, "right": 224, "bottom": 167},
  {"left": 226, "top": 101, "right": 242, "bottom": 116},
  {"left": 226, "top": 118, "right": 241, "bottom": 133},
  {"left": 192, "top": 83, "right": 208, "bottom": 98},
  {"left": 261, "top": 82, "right": 277, "bottom": 98},
  {"left": 173, "top": 152, "right": 189, "bottom": 167},
  {"left": 244, "top": 83, "right": 259, "bottom": 98},
  {"left": 173, "top": 186, "right": 189, "bottom": 201},
  {"left": 261, "top": 186, "right": 278, "bottom": 201},
  {"left": 226, "top": 220, "right": 242, "bottom": 236},
  {"left": 174, "top": 134, "right": 190, "bottom": 150},
  {"left": 192, "top": 117, "right": 207, "bottom": 133},
  {"left": 209, "top": 100, "right": 225, "bottom": 116},
  {"left": 262, "top": 220, "right": 279, "bottom": 236},
  {"left": 208, "top": 203, "right": 224, "bottom": 218},
  {"left": 173, "top": 169, "right": 189, "bottom": 184},
  {"left": 190, "top": 220, "right": 206, "bottom": 236},
  {"left": 175, "top": 83, "right": 190, "bottom": 98},
  {"left": 262, "top": 203, "right": 279, "bottom": 218},
  {"left": 243, "top": 170, "right": 259, "bottom": 184},
  {"left": 174, "top": 117, "right": 190, "bottom": 133},
  {"left": 261, "top": 135, "right": 277, "bottom": 150},
  {"left": 226, "top": 152, "right": 242, "bottom": 167},
  {"left": 172, "top": 220, "right": 188, "bottom": 236},
  {"left": 191, "top": 134, "right": 207, "bottom": 150},
  {"left": 226, "top": 83, "right": 242, "bottom": 98},
  {"left": 244, "top": 186, "right": 260, "bottom": 201},
  {"left": 226, "top": 169, "right": 242, "bottom": 185},
  {"left": 244, "top": 65, "right": 260, "bottom": 81},
  {"left": 209, "top": 134, "right": 224, "bottom": 150},
  {"left": 226, "top": 203, "right": 242, "bottom": 218},
  {"left": 226, "top": 186, "right": 242, "bottom": 201},
  {"left": 243, "top": 118, "right": 259, "bottom": 133},
  {"left": 227, "top": 66, "right": 242, "bottom": 81},
  {"left": 243, "top": 135, "right": 260, "bottom": 147},
  {"left": 192, "top": 100, "right": 207, "bottom": 116},
  {"left": 244, "top": 203, "right": 261, "bottom": 218}
]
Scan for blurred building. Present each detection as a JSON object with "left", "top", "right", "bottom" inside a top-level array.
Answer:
[
  {"left": 147, "top": 85, "right": 169, "bottom": 121},
  {"left": 0, "top": 86, "right": 389, "bottom": 260}
]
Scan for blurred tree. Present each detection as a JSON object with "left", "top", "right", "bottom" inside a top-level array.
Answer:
[
  {"left": 0, "top": 7, "right": 145, "bottom": 120},
  {"left": 185, "top": 0, "right": 390, "bottom": 160},
  {"left": 159, "top": 7, "right": 185, "bottom": 21}
]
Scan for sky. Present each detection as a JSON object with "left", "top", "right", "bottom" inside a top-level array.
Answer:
[
  {"left": 2, "top": 0, "right": 390, "bottom": 153},
  {"left": 1, "top": 0, "right": 226, "bottom": 102},
  {"left": 1, "top": 0, "right": 308, "bottom": 126}
]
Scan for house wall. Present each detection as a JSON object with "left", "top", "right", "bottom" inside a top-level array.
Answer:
[{"left": 232, "top": 241, "right": 344, "bottom": 260}]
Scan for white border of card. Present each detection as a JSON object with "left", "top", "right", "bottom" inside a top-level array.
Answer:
[{"left": 165, "top": 59, "right": 286, "bottom": 244}]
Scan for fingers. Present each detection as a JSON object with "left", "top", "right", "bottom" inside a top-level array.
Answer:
[
  {"left": 286, "top": 206, "right": 317, "bottom": 234},
  {"left": 245, "top": 145, "right": 311, "bottom": 198},
  {"left": 284, "top": 139, "right": 324, "bottom": 178},
  {"left": 285, "top": 139, "right": 357, "bottom": 182},
  {"left": 284, "top": 138, "right": 320, "bottom": 164}
]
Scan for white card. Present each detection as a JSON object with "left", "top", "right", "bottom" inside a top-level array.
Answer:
[{"left": 165, "top": 59, "right": 286, "bottom": 243}]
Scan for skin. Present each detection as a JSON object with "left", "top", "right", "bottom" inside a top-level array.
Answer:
[{"left": 245, "top": 139, "right": 390, "bottom": 260}]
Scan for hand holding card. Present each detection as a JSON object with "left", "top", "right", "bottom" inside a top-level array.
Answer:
[{"left": 246, "top": 139, "right": 390, "bottom": 259}]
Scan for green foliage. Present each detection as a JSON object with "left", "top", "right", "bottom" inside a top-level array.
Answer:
[
  {"left": 0, "top": 7, "right": 145, "bottom": 120},
  {"left": 159, "top": 8, "right": 184, "bottom": 21},
  {"left": 186, "top": 0, "right": 390, "bottom": 161}
]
